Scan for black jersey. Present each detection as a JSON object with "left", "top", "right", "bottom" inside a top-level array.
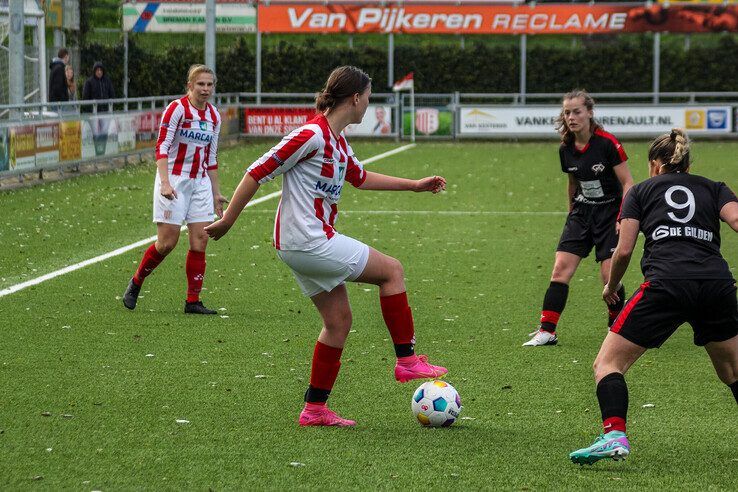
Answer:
[
  {"left": 559, "top": 129, "right": 628, "bottom": 205},
  {"left": 619, "top": 172, "right": 737, "bottom": 281}
]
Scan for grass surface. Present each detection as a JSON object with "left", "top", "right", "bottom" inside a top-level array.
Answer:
[{"left": 1, "top": 140, "right": 736, "bottom": 490}]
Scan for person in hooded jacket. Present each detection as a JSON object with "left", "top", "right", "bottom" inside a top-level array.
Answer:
[{"left": 81, "top": 61, "right": 115, "bottom": 113}]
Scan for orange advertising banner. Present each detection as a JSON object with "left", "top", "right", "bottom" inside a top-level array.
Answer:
[{"left": 258, "top": 3, "right": 738, "bottom": 34}]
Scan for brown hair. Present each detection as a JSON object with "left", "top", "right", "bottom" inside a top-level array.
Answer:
[
  {"left": 315, "top": 66, "right": 371, "bottom": 112},
  {"left": 648, "top": 128, "right": 691, "bottom": 173},
  {"left": 186, "top": 64, "right": 217, "bottom": 90},
  {"left": 555, "top": 89, "right": 603, "bottom": 146}
]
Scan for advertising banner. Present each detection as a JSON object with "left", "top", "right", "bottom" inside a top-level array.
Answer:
[
  {"left": 243, "top": 107, "right": 317, "bottom": 135},
  {"left": 258, "top": 3, "right": 738, "bottom": 34},
  {"left": 0, "top": 128, "right": 9, "bottom": 172},
  {"left": 59, "top": 121, "right": 82, "bottom": 162},
  {"left": 135, "top": 111, "right": 162, "bottom": 150},
  {"left": 459, "top": 105, "right": 733, "bottom": 136},
  {"left": 123, "top": 3, "right": 256, "bottom": 33},
  {"left": 117, "top": 115, "right": 137, "bottom": 153},
  {"left": 45, "top": 0, "right": 63, "bottom": 28},
  {"left": 9, "top": 125, "right": 36, "bottom": 170},
  {"left": 35, "top": 123, "right": 60, "bottom": 168},
  {"left": 346, "top": 105, "right": 393, "bottom": 136},
  {"left": 220, "top": 106, "right": 240, "bottom": 137},
  {"left": 403, "top": 107, "right": 453, "bottom": 136}
]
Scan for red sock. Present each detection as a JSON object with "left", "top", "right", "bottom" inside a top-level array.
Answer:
[
  {"left": 540, "top": 310, "right": 561, "bottom": 333},
  {"left": 380, "top": 292, "right": 416, "bottom": 345},
  {"left": 133, "top": 243, "right": 165, "bottom": 286},
  {"left": 603, "top": 416, "right": 626, "bottom": 433},
  {"left": 309, "top": 341, "right": 343, "bottom": 392},
  {"left": 186, "top": 250, "right": 206, "bottom": 303}
]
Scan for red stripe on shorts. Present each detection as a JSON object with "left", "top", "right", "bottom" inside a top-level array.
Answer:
[{"left": 611, "top": 281, "right": 650, "bottom": 334}]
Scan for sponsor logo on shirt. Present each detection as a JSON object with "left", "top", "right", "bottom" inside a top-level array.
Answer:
[
  {"left": 179, "top": 129, "right": 212, "bottom": 143},
  {"left": 591, "top": 162, "right": 605, "bottom": 174},
  {"left": 567, "top": 167, "right": 577, "bottom": 172},
  {"left": 315, "top": 180, "right": 343, "bottom": 197},
  {"left": 652, "top": 224, "right": 713, "bottom": 242}
]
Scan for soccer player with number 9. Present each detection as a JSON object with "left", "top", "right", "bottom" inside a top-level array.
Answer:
[{"left": 570, "top": 128, "right": 738, "bottom": 465}]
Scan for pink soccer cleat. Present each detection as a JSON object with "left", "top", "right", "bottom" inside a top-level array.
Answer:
[
  {"left": 298, "top": 403, "right": 356, "bottom": 427},
  {"left": 394, "top": 354, "right": 448, "bottom": 383}
]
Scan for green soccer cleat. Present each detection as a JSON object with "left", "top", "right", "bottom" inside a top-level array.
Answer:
[{"left": 570, "top": 431, "right": 630, "bottom": 465}]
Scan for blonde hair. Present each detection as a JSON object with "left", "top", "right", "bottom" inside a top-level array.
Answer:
[
  {"left": 648, "top": 128, "right": 691, "bottom": 173},
  {"left": 555, "top": 89, "right": 603, "bottom": 146},
  {"left": 186, "top": 64, "right": 216, "bottom": 90}
]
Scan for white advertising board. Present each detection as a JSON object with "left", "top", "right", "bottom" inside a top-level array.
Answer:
[
  {"left": 459, "top": 105, "right": 733, "bottom": 136},
  {"left": 123, "top": 3, "right": 256, "bottom": 33},
  {"left": 346, "top": 105, "right": 394, "bottom": 136}
]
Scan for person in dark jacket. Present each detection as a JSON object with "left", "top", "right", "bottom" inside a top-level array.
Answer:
[
  {"left": 81, "top": 61, "right": 115, "bottom": 112},
  {"left": 49, "top": 48, "right": 70, "bottom": 103}
]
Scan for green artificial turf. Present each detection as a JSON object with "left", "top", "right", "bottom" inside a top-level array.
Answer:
[{"left": 1, "top": 140, "right": 736, "bottom": 489}]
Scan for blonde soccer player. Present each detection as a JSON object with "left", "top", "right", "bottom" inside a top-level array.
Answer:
[{"left": 123, "top": 64, "right": 227, "bottom": 314}]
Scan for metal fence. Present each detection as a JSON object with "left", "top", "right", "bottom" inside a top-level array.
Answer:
[{"left": 1, "top": 91, "right": 737, "bottom": 182}]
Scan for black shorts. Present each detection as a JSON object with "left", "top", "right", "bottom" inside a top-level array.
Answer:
[
  {"left": 611, "top": 279, "right": 738, "bottom": 348},
  {"left": 556, "top": 201, "right": 619, "bottom": 262}
]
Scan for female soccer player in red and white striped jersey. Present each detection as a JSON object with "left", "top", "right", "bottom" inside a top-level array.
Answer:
[
  {"left": 205, "top": 66, "right": 448, "bottom": 427},
  {"left": 123, "top": 64, "right": 228, "bottom": 314}
]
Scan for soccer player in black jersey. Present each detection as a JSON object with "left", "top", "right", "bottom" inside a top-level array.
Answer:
[
  {"left": 525, "top": 90, "right": 634, "bottom": 346},
  {"left": 570, "top": 128, "right": 738, "bottom": 465}
]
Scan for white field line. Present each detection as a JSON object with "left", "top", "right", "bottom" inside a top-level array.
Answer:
[
  {"left": 0, "top": 144, "right": 417, "bottom": 298},
  {"left": 245, "top": 209, "right": 567, "bottom": 216}
]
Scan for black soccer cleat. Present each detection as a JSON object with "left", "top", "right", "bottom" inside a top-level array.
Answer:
[
  {"left": 123, "top": 278, "right": 141, "bottom": 310},
  {"left": 184, "top": 301, "right": 217, "bottom": 315}
]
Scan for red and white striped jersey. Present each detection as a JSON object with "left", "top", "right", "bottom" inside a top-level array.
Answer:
[
  {"left": 247, "top": 114, "right": 367, "bottom": 250},
  {"left": 155, "top": 96, "right": 221, "bottom": 179}
]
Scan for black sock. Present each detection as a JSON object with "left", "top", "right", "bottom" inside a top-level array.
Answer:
[
  {"left": 730, "top": 381, "right": 738, "bottom": 404},
  {"left": 597, "top": 372, "right": 629, "bottom": 422},
  {"left": 540, "top": 281, "right": 569, "bottom": 332},
  {"left": 394, "top": 343, "right": 414, "bottom": 358},
  {"left": 304, "top": 385, "right": 330, "bottom": 403},
  {"left": 607, "top": 284, "right": 627, "bottom": 327}
]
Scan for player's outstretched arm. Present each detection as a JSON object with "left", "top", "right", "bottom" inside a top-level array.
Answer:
[
  {"left": 358, "top": 171, "right": 446, "bottom": 193},
  {"left": 603, "top": 218, "right": 639, "bottom": 304},
  {"left": 204, "top": 173, "right": 260, "bottom": 240},
  {"left": 720, "top": 201, "right": 738, "bottom": 232}
]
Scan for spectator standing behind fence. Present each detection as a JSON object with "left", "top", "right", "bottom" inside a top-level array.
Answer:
[
  {"left": 65, "top": 65, "right": 77, "bottom": 103},
  {"left": 81, "top": 61, "right": 115, "bottom": 112},
  {"left": 49, "top": 48, "right": 69, "bottom": 104}
]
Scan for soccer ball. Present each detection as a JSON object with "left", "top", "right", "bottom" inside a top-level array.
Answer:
[{"left": 411, "top": 380, "right": 462, "bottom": 427}]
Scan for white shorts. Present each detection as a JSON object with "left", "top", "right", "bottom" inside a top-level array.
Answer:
[
  {"left": 153, "top": 174, "right": 214, "bottom": 225},
  {"left": 277, "top": 233, "right": 370, "bottom": 297}
]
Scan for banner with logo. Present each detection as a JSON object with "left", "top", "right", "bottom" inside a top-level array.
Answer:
[
  {"left": 243, "top": 107, "right": 317, "bottom": 136},
  {"left": 258, "top": 3, "right": 738, "bottom": 34},
  {"left": 34, "top": 123, "right": 60, "bottom": 168},
  {"left": 403, "top": 107, "right": 453, "bottom": 136},
  {"left": 0, "top": 128, "right": 9, "bottom": 172},
  {"left": 345, "top": 105, "right": 394, "bottom": 136},
  {"left": 123, "top": 3, "right": 256, "bottom": 33},
  {"left": 9, "top": 125, "right": 36, "bottom": 170},
  {"left": 59, "top": 121, "right": 82, "bottom": 162},
  {"left": 459, "top": 106, "right": 733, "bottom": 136}
]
